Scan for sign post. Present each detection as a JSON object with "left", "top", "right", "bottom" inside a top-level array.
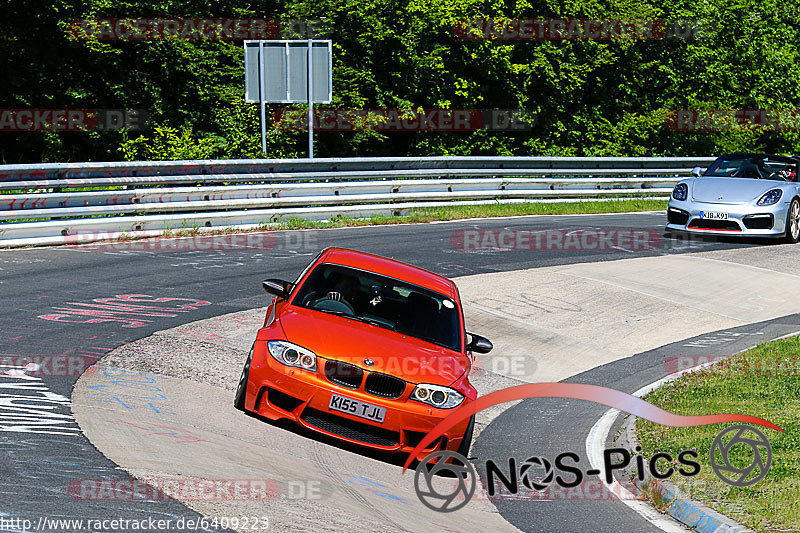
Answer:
[
  {"left": 258, "top": 41, "right": 267, "bottom": 155},
  {"left": 307, "top": 38, "right": 313, "bottom": 158},
  {"left": 244, "top": 40, "right": 332, "bottom": 158}
]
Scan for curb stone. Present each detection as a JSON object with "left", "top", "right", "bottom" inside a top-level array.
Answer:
[{"left": 616, "top": 414, "right": 753, "bottom": 533}]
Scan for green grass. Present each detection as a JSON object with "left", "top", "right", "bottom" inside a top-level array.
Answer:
[
  {"left": 0, "top": 185, "right": 131, "bottom": 194},
  {"left": 263, "top": 199, "right": 667, "bottom": 230},
  {"left": 636, "top": 336, "right": 800, "bottom": 532}
]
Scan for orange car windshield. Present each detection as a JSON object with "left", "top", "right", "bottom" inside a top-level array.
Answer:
[{"left": 292, "top": 264, "right": 461, "bottom": 351}]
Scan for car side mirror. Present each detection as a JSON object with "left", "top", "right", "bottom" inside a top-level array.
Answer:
[
  {"left": 466, "top": 332, "right": 493, "bottom": 354},
  {"left": 691, "top": 166, "right": 703, "bottom": 178},
  {"left": 263, "top": 279, "right": 293, "bottom": 300}
]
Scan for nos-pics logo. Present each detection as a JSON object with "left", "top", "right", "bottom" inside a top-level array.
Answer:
[
  {"left": 404, "top": 383, "right": 781, "bottom": 512},
  {"left": 413, "top": 424, "right": 773, "bottom": 512}
]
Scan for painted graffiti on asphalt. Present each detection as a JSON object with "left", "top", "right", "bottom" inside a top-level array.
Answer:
[
  {"left": 84, "top": 367, "right": 177, "bottom": 415},
  {"left": 38, "top": 294, "right": 212, "bottom": 327}
]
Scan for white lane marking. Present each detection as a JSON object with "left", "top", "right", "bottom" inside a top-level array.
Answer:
[
  {"left": 586, "top": 403, "right": 689, "bottom": 529},
  {"left": 585, "top": 408, "right": 687, "bottom": 531},
  {"left": 585, "top": 362, "right": 724, "bottom": 531}
]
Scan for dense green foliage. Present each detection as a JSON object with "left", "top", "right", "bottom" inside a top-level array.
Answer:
[{"left": 3, "top": 0, "right": 800, "bottom": 163}]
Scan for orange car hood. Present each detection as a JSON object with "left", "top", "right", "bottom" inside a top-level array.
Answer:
[{"left": 277, "top": 306, "right": 467, "bottom": 386}]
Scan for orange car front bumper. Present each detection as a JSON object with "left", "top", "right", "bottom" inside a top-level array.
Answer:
[{"left": 244, "top": 341, "right": 472, "bottom": 454}]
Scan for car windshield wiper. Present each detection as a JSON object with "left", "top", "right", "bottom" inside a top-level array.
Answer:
[
  {"left": 313, "top": 308, "right": 395, "bottom": 330},
  {"left": 354, "top": 316, "right": 396, "bottom": 330},
  {"left": 311, "top": 308, "right": 353, "bottom": 318},
  {"left": 399, "top": 331, "right": 449, "bottom": 349}
]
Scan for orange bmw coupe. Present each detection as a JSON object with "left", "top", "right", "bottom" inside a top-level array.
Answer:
[{"left": 234, "top": 247, "right": 492, "bottom": 456}]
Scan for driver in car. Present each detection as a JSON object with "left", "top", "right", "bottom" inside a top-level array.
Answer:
[{"left": 315, "top": 272, "right": 361, "bottom": 313}]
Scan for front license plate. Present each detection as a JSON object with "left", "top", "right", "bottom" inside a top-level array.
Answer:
[
  {"left": 329, "top": 394, "right": 386, "bottom": 423},
  {"left": 700, "top": 211, "right": 728, "bottom": 220}
]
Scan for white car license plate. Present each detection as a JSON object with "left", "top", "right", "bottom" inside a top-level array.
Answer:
[
  {"left": 329, "top": 394, "right": 386, "bottom": 423},
  {"left": 700, "top": 211, "right": 728, "bottom": 220}
]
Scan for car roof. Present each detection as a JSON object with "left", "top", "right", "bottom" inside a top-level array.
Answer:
[{"left": 319, "top": 247, "right": 457, "bottom": 298}]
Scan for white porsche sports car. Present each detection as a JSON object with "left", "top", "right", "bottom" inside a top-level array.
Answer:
[{"left": 667, "top": 153, "right": 800, "bottom": 242}]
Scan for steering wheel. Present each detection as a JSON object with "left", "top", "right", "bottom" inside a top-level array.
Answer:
[{"left": 311, "top": 296, "right": 355, "bottom": 315}]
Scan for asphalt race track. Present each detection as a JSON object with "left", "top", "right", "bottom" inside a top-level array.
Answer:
[{"left": 2, "top": 211, "right": 799, "bottom": 532}]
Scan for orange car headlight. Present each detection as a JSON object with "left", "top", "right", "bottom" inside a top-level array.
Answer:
[
  {"left": 268, "top": 340, "right": 317, "bottom": 372},
  {"left": 411, "top": 384, "right": 464, "bottom": 409}
]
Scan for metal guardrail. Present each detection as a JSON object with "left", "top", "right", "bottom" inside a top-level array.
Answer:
[{"left": 0, "top": 156, "right": 714, "bottom": 247}]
